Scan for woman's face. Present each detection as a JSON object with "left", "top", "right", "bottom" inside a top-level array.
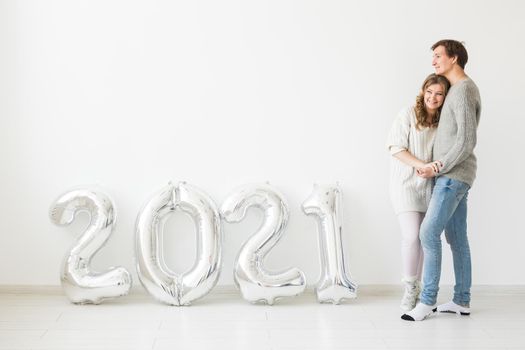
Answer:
[{"left": 424, "top": 83, "right": 446, "bottom": 112}]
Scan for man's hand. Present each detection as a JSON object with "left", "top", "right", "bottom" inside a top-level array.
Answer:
[{"left": 417, "top": 161, "right": 443, "bottom": 178}]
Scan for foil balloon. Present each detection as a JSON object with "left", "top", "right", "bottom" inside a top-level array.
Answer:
[
  {"left": 135, "top": 182, "right": 222, "bottom": 306},
  {"left": 49, "top": 188, "right": 132, "bottom": 304},
  {"left": 302, "top": 184, "right": 357, "bottom": 304},
  {"left": 221, "top": 183, "right": 306, "bottom": 305}
]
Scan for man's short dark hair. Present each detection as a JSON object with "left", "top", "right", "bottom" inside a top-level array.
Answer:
[{"left": 431, "top": 40, "right": 468, "bottom": 69}]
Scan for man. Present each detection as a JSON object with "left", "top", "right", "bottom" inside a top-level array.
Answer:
[{"left": 401, "top": 39, "right": 481, "bottom": 321}]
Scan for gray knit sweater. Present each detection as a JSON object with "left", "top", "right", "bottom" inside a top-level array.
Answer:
[{"left": 434, "top": 77, "right": 481, "bottom": 187}]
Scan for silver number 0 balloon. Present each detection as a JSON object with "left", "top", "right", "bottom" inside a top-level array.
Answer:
[
  {"left": 302, "top": 184, "right": 357, "bottom": 304},
  {"left": 221, "top": 183, "right": 306, "bottom": 305},
  {"left": 135, "top": 182, "right": 222, "bottom": 305},
  {"left": 49, "top": 188, "right": 132, "bottom": 304}
]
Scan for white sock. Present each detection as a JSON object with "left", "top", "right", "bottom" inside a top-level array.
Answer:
[
  {"left": 401, "top": 302, "right": 436, "bottom": 321},
  {"left": 437, "top": 301, "right": 471, "bottom": 315}
]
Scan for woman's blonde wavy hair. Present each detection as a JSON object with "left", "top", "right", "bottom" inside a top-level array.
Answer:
[{"left": 414, "top": 74, "right": 450, "bottom": 130}]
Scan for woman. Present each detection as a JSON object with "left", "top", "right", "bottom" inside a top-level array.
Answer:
[{"left": 387, "top": 73, "right": 450, "bottom": 311}]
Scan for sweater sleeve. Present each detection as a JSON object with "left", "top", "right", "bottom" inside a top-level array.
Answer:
[
  {"left": 386, "top": 107, "right": 411, "bottom": 155},
  {"left": 438, "top": 84, "right": 479, "bottom": 174}
]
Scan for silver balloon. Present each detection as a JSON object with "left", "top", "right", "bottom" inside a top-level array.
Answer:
[
  {"left": 302, "top": 184, "right": 357, "bottom": 304},
  {"left": 221, "top": 183, "right": 306, "bottom": 305},
  {"left": 135, "top": 182, "right": 222, "bottom": 306},
  {"left": 49, "top": 188, "right": 132, "bottom": 304}
]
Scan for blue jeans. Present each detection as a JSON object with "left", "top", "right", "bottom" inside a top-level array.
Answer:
[{"left": 419, "top": 176, "right": 471, "bottom": 307}]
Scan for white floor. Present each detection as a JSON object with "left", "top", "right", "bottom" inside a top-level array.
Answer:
[{"left": 1, "top": 286, "right": 524, "bottom": 350}]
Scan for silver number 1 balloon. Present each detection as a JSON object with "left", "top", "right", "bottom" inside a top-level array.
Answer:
[
  {"left": 49, "top": 188, "right": 132, "bottom": 304},
  {"left": 302, "top": 184, "right": 357, "bottom": 304},
  {"left": 135, "top": 182, "right": 222, "bottom": 306},
  {"left": 221, "top": 183, "right": 306, "bottom": 305}
]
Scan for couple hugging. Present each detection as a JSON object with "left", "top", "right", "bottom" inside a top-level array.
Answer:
[{"left": 387, "top": 39, "right": 481, "bottom": 321}]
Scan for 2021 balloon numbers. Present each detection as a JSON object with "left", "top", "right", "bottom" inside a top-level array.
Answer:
[{"left": 50, "top": 182, "right": 357, "bottom": 305}]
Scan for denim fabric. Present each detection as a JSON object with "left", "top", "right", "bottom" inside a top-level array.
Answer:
[{"left": 419, "top": 176, "right": 471, "bottom": 306}]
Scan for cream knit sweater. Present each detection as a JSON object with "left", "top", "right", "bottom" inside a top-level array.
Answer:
[{"left": 387, "top": 107, "right": 436, "bottom": 214}]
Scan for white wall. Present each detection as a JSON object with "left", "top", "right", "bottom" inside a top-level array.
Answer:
[{"left": 1, "top": 0, "right": 524, "bottom": 287}]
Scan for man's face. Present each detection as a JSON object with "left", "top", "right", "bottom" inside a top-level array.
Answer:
[{"left": 432, "top": 45, "right": 456, "bottom": 75}]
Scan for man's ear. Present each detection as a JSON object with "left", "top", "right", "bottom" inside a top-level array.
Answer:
[{"left": 452, "top": 55, "right": 458, "bottom": 65}]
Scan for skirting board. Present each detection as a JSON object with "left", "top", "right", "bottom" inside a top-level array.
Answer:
[{"left": 1, "top": 284, "right": 524, "bottom": 296}]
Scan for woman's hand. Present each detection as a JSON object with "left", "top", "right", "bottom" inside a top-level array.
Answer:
[{"left": 416, "top": 161, "right": 443, "bottom": 178}]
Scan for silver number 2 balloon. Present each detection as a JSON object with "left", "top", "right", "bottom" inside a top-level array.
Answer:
[
  {"left": 302, "top": 184, "right": 357, "bottom": 304},
  {"left": 221, "top": 183, "right": 306, "bottom": 305},
  {"left": 49, "top": 188, "right": 132, "bottom": 304},
  {"left": 135, "top": 182, "right": 222, "bottom": 306}
]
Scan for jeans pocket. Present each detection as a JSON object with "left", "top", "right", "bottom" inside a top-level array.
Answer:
[{"left": 452, "top": 181, "right": 470, "bottom": 201}]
